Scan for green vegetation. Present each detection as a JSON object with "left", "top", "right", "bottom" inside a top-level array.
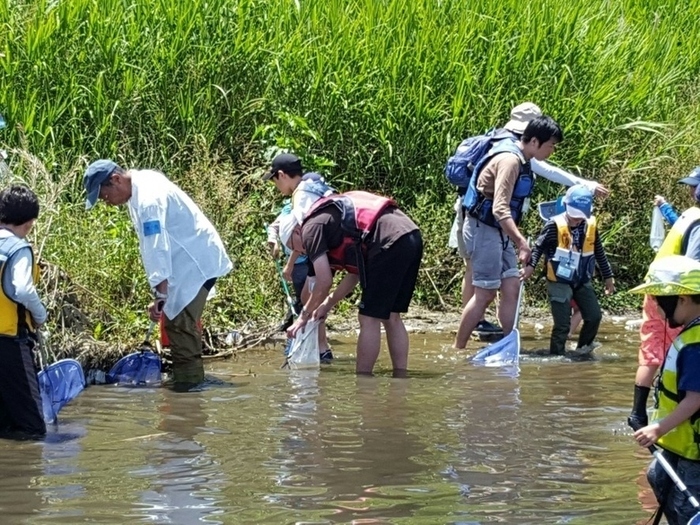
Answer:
[{"left": 2, "top": 0, "right": 700, "bottom": 341}]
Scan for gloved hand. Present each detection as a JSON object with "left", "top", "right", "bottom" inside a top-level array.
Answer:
[
  {"left": 628, "top": 384, "right": 651, "bottom": 431},
  {"left": 627, "top": 412, "right": 648, "bottom": 431}
]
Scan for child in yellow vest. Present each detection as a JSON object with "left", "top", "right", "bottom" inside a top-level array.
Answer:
[
  {"left": 0, "top": 185, "right": 46, "bottom": 439},
  {"left": 631, "top": 255, "right": 700, "bottom": 525},
  {"left": 521, "top": 185, "right": 615, "bottom": 355}
]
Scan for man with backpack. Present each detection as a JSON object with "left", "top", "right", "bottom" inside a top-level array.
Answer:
[
  {"left": 454, "top": 115, "right": 563, "bottom": 349},
  {"left": 446, "top": 102, "right": 608, "bottom": 338}
]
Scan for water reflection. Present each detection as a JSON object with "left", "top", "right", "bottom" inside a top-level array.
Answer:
[
  {"left": 128, "top": 391, "right": 226, "bottom": 524},
  {"left": 0, "top": 323, "right": 663, "bottom": 524},
  {"left": 0, "top": 415, "right": 87, "bottom": 525},
  {"left": 266, "top": 371, "right": 430, "bottom": 522}
]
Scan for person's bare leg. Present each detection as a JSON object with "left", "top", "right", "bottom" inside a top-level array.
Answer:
[
  {"left": 318, "top": 321, "right": 329, "bottom": 351},
  {"left": 635, "top": 365, "right": 658, "bottom": 389},
  {"left": 568, "top": 308, "right": 583, "bottom": 339},
  {"left": 454, "top": 287, "right": 497, "bottom": 348},
  {"left": 384, "top": 312, "right": 409, "bottom": 373},
  {"left": 464, "top": 259, "right": 501, "bottom": 327},
  {"left": 462, "top": 261, "right": 475, "bottom": 308},
  {"left": 356, "top": 314, "right": 382, "bottom": 374},
  {"left": 497, "top": 276, "right": 520, "bottom": 335}
]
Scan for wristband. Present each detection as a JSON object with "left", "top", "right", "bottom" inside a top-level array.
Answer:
[
  {"left": 154, "top": 291, "right": 168, "bottom": 300},
  {"left": 301, "top": 308, "right": 311, "bottom": 320}
]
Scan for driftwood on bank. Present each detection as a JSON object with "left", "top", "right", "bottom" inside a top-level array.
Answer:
[{"left": 39, "top": 261, "right": 281, "bottom": 371}]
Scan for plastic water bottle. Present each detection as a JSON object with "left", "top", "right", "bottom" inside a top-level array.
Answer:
[
  {"left": 224, "top": 330, "right": 241, "bottom": 346},
  {"left": 86, "top": 369, "right": 107, "bottom": 384}
]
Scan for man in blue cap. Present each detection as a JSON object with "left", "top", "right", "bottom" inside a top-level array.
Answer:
[
  {"left": 83, "top": 160, "right": 232, "bottom": 391},
  {"left": 522, "top": 184, "right": 615, "bottom": 355}
]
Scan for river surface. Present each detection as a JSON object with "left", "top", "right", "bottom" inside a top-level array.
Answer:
[{"left": 0, "top": 321, "right": 661, "bottom": 524}]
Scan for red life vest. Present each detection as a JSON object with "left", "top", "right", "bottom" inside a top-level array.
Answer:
[{"left": 303, "top": 191, "right": 396, "bottom": 276}]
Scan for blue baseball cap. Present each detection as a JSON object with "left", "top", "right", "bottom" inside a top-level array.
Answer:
[
  {"left": 563, "top": 184, "right": 593, "bottom": 219},
  {"left": 83, "top": 159, "right": 118, "bottom": 209},
  {"left": 678, "top": 167, "right": 700, "bottom": 187}
]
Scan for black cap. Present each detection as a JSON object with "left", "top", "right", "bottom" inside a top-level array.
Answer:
[{"left": 262, "top": 153, "right": 303, "bottom": 181}]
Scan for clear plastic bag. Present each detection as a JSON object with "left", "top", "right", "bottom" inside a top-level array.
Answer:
[
  {"left": 286, "top": 320, "right": 320, "bottom": 369},
  {"left": 650, "top": 206, "right": 665, "bottom": 252}
]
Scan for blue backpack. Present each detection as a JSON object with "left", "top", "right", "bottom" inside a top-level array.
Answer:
[{"left": 444, "top": 128, "right": 512, "bottom": 191}]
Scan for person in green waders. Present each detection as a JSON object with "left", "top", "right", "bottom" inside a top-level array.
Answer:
[
  {"left": 83, "top": 160, "right": 232, "bottom": 392},
  {"left": 631, "top": 255, "right": 700, "bottom": 525}
]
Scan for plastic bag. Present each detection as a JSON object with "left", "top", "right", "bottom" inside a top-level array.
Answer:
[
  {"left": 448, "top": 196, "right": 462, "bottom": 249},
  {"left": 650, "top": 206, "right": 665, "bottom": 252},
  {"left": 286, "top": 320, "right": 320, "bottom": 369}
]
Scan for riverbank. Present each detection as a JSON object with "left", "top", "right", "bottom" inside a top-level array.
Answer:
[
  {"left": 67, "top": 300, "right": 641, "bottom": 371},
  {"left": 58, "top": 301, "right": 643, "bottom": 376}
]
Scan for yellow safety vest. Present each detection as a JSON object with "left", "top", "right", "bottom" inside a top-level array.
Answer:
[
  {"left": 655, "top": 207, "right": 700, "bottom": 260},
  {"left": 0, "top": 236, "right": 40, "bottom": 337},
  {"left": 546, "top": 214, "right": 597, "bottom": 285},
  {"left": 653, "top": 323, "right": 700, "bottom": 460}
]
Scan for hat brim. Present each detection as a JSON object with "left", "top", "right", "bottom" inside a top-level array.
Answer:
[
  {"left": 504, "top": 119, "right": 527, "bottom": 134},
  {"left": 261, "top": 169, "right": 275, "bottom": 181},
  {"left": 628, "top": 282, "right": 700, "bottom": 296},
  {"left": 84, "top": 181, "right": 105, "bottom": 210},
  {"left": 678, "top": 177, "right": 700, "bottom": 186},
  {"left": 565, "top": 204, "right": 591, "bottom": 219}
]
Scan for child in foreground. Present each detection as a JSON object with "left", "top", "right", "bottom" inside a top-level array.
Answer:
[{"left": 630, "top": 255, "right": 700, "bottom": 525}]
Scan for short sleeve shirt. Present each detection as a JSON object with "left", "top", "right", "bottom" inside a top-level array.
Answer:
[{"left": 301, "top": 205, "right": 418, "bottom": 269}]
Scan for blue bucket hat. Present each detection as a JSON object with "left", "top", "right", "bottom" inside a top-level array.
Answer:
[
  {"left": 563, "top": 184, "right": 593, "bottom": 219},
  {"left": 83, "top": 159, "right": 118, "bottom": 209}
]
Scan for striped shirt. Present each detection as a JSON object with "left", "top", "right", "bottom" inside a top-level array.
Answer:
[{"left": 529, "top": 219, "right": 614, "bottom": 280}]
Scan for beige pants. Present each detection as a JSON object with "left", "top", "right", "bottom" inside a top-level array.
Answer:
[{"left": 163, "top": 286, "right": 208, "bottom": 384}]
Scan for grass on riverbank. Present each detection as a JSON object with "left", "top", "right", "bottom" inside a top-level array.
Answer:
[{"left": 2, "top": 0, "right": 699, "bottom": 345}]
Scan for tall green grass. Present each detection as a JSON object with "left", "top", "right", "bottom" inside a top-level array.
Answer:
[{"left": 2, "top": 0, "right": 700, "bottom": 336}]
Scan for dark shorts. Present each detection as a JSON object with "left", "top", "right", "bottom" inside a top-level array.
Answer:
[
  {"left": 0, "top": 337, "right": 46, "bottom": 438},
  {"left": 359, "top": 230, "right": 423, "bottom": 320}
]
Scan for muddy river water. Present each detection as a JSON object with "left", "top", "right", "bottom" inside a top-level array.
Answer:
[{"left": 0, "top": 321, "right": 661, "bottom": 524}]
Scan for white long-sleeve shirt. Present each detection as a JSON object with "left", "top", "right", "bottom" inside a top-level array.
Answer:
[
  {"left": 127, "top": 170, "right": 233, "bottom": 319},
  {"left": 0, "top": 229, "right": 47, "bottom": 325},
  {"left": 522, "top": 159, "right": 600, "bottom": 215},
  {"left": 530, "top": 159, "right": 599, "bottom": 191}
]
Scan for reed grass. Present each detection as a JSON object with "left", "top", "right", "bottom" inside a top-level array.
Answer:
[{"left": 2, "top": 0, "right": 700, "bottom": 337}]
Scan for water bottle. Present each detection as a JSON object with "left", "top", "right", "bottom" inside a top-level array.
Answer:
[
  {"left": 86, "top": 369, "right": 107, "bottom": 384},
  {"left": 224, "top": 330, "right": 241, "bottom": 346}
]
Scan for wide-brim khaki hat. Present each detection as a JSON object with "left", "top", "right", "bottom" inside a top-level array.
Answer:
[{"left": 504, "top": 102, "right": 542, "bottom": 134}]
